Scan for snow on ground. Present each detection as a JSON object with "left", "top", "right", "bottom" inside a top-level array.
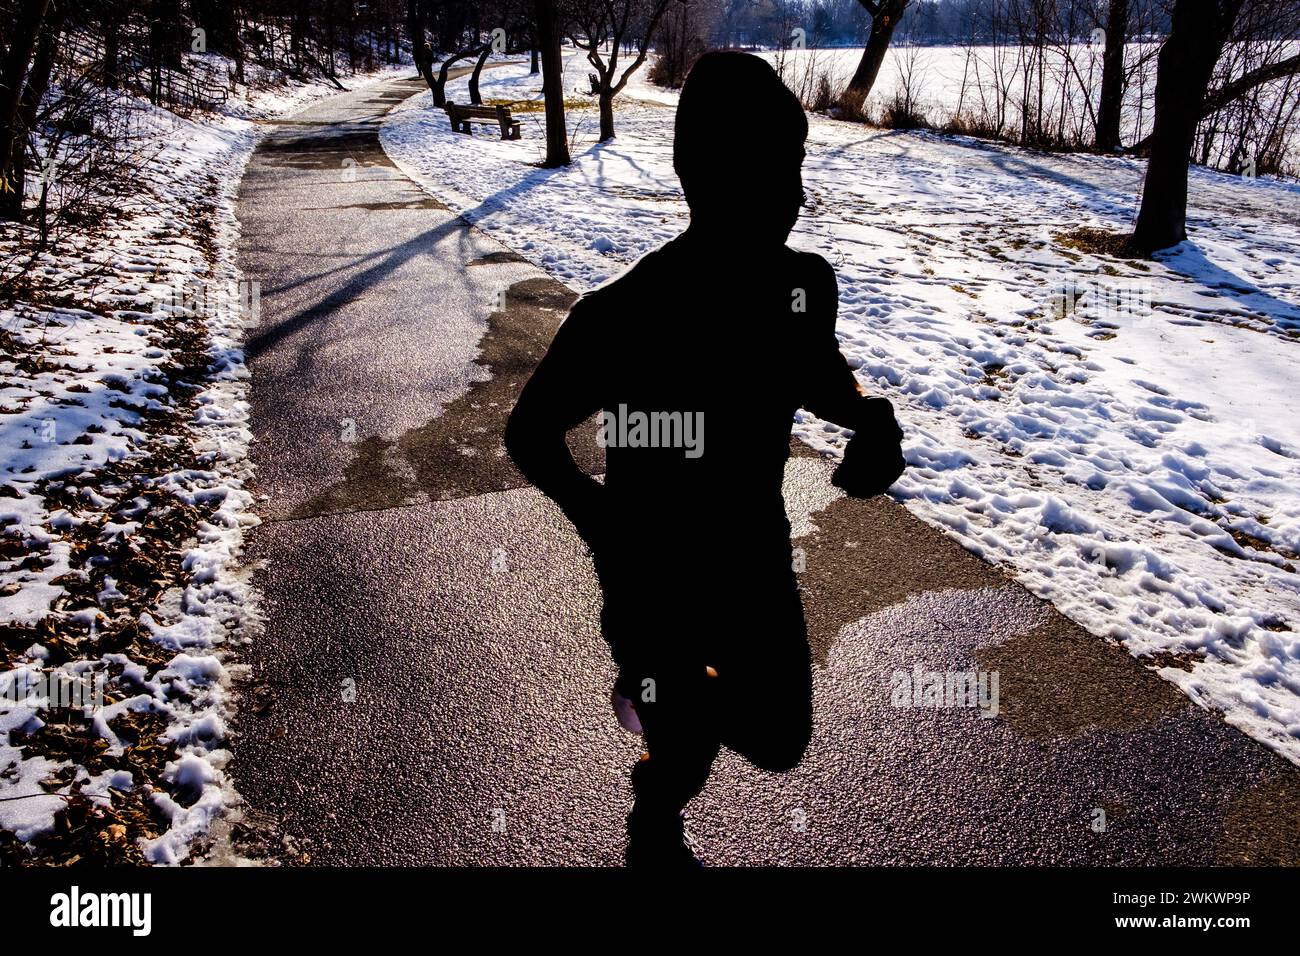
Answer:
[
  {"left": 0, "top": 58, "right": 410, "bottom": 863},
  {"left": 383, "top": 52, "right": 1300, "bottom": 763}
]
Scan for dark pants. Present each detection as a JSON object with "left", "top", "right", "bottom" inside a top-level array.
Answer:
[{"left": 601, "top": 548, "right": 814, "bottom": 815}]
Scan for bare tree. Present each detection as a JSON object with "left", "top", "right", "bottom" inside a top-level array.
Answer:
[
  {"left": 408, "top": 0, "right": 483, "bottom": 108},
  {"left": 435, "top": 47, "right": 481, "bottom": 105},
  {"left": 568, "top": 0, "right": 681, "bottom": 141},
  {"left": 1131, "top": 0, "right": 1244, "bottom": 251},
  {"left": 3, "top": 1, "right": 64, "bottom": 223},
  {"left": 1094, "top": 0, "right": 1129, "bottom": 152},
  {"left": 407, "top": 0, "right": 439, "bottom": 92},
  {"left": 467, "top": 42, "right": 493, "bottom": 104},
  {"left": 647, "top": 0, "right": 719, "bottom": 88},
  {"left": 466, "top": 1, "right": 532, "bottom": 105},
  {"left": 839, "top": 0, "right": 910, "bottom": 114},
  {"left": 0, "top": 0, "right": 51, "bottom": 221},
  {"left": 535, "top": 0, "right": 570, "bottom": 165}
]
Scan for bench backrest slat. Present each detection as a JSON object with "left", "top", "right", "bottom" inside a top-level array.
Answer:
[{"left": 446, "top": 103, "right": 511, "bottom": 119}]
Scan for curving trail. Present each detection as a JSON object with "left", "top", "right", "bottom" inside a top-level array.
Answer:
[{"left": 228, "top": 73, "right": 1300, "bottom": 865}]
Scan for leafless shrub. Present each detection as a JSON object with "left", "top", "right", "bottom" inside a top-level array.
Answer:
[
  {"left": 941, "top": 110, "right": 1006, "bottom": 139},
  {"left": 880, "top": 90, "right": 932, "bottom": 129},
  {"left": 1, "top": 49, "right": 161, "bottom": 303},
  {"left": 809, "top": 71, "right": 837, "bottom": 113}
]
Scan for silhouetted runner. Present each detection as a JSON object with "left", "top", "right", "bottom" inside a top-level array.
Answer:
[{"left": 505, "top": 51, "right": 906, "bottom": 866}]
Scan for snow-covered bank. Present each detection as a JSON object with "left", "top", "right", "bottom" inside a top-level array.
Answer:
[
  {"left": 382, "top": 55, "right": 1300, "bottom": 763},
  {"left": 0, "top": 61, "right": 410, "bottom": 864}
]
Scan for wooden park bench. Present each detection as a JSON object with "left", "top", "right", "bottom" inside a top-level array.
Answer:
[{"left": 445, "top": 102, "right": 521, "bottom": 140}]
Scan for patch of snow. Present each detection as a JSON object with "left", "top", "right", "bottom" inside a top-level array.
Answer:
[{"left": 0, "top": 58, "right": 412, "bottom": 862}]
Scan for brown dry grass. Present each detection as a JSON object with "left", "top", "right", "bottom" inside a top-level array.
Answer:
[{"left": 1054, "top": 226, "right": 1150, "bottom": 260}]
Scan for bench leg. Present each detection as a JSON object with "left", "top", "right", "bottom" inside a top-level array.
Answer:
[{"left": 508, "top": 123, "right": 520, "bottom": 141}]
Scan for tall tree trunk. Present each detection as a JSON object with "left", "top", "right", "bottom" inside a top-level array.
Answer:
[
  {"left": 5, "top": 4, "right": 61, "bottom": 224},
  {"left": 534, "top": 0, "right": 570, "bottom": 167},
  {"left": 0, "top": 0, "right": 49, "bottom": 221},
  {"left": 148, "top": 0, "right": 168, "bottom": 103},
  {"left": 326, "top": 2, "right": 337, "bottom": 77},
  {"left": 159, "top": 0, "right": 184, "bottom": 69},
  {"left": 407, "top": 0, "right": 437, "bottom": 92},
  {"left": 348, "top": 0, "right": 358, "bottom": 73},
  {"left": 599, "top": 85, "right": 614, "bottom": 141},
  {"left": 21, "top": 5, "right": 62, "bottom": 238},
  {"left": 468, "top": 44, "right": 490, "bottom": 105},
  {"left": 104, "top": 7, "right": 121, "bottom": 89},
  {"left": 531, "top": 46, "right": 540, "bottom": 74},
  {"left": 1094, "top": 0, "right": 1129, "bottom": 152},
  {"left": 841, "top": 0, "right": 908, "bottom": 111},
  {"left": 291, "top": 0, "right": 310, "bottom": 73},
  {"left": 14, "top": 4, "right": 61, "bottom": 231},
  {"left": 213, "top": 0, "right": 246, "bottom": 83},
  {"left": 1131, "top": 0, "right": 1243, "bottom": 252}
]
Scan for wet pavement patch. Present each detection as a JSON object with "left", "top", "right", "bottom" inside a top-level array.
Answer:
[
  {"left": 292, "top": 276, "right": 601, "bottom": 517},
  {"left": 1217, "top": 769, "right": 1300, "bottom": 864},
  {"left": 323, "top": 197, "right": 447, "bottom": 211},
  {"left": 468, "top": 251, "right": 530, "bottom": 267},
  {"left": 794, "top": 484, "right": 1009, "bottom": 664},
  {"left": 289, "top": 435, "right": 414, "bottom": 516},
  {"left": 975, "top": 620, "right": 1188, "bottom": 737}
]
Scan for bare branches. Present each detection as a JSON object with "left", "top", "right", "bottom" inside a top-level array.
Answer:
[
  {"left": 566, "top": 0, "right": 682, "bottom": 139},
  {"left": 1203, "top": 52, "right": 1300, "bottom": 116}
]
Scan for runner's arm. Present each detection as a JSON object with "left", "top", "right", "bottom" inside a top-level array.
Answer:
[
  {"left": 504, "top": 299, "right": 605, "bottom": 543},
  {"left": 799, "top": 257, "right": 906, "bottom": 496}
]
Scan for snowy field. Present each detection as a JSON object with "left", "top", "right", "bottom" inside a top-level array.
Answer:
[
  {"left": 765, "top": 43, "right": 1298, "bottom": 163},
  {"left": 0, "top": 60, "right": 410, "bottom": 862},
  {"left": 384, "top": 52, "right": 1300, "bottom": 763},
  {"left": 769, "top": 42, "right": 1300, "bottom": 177}
]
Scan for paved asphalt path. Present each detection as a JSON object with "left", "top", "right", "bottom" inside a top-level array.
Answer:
[{"left": 228, "top": 73, "right": 1300, "bottom": 866}]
